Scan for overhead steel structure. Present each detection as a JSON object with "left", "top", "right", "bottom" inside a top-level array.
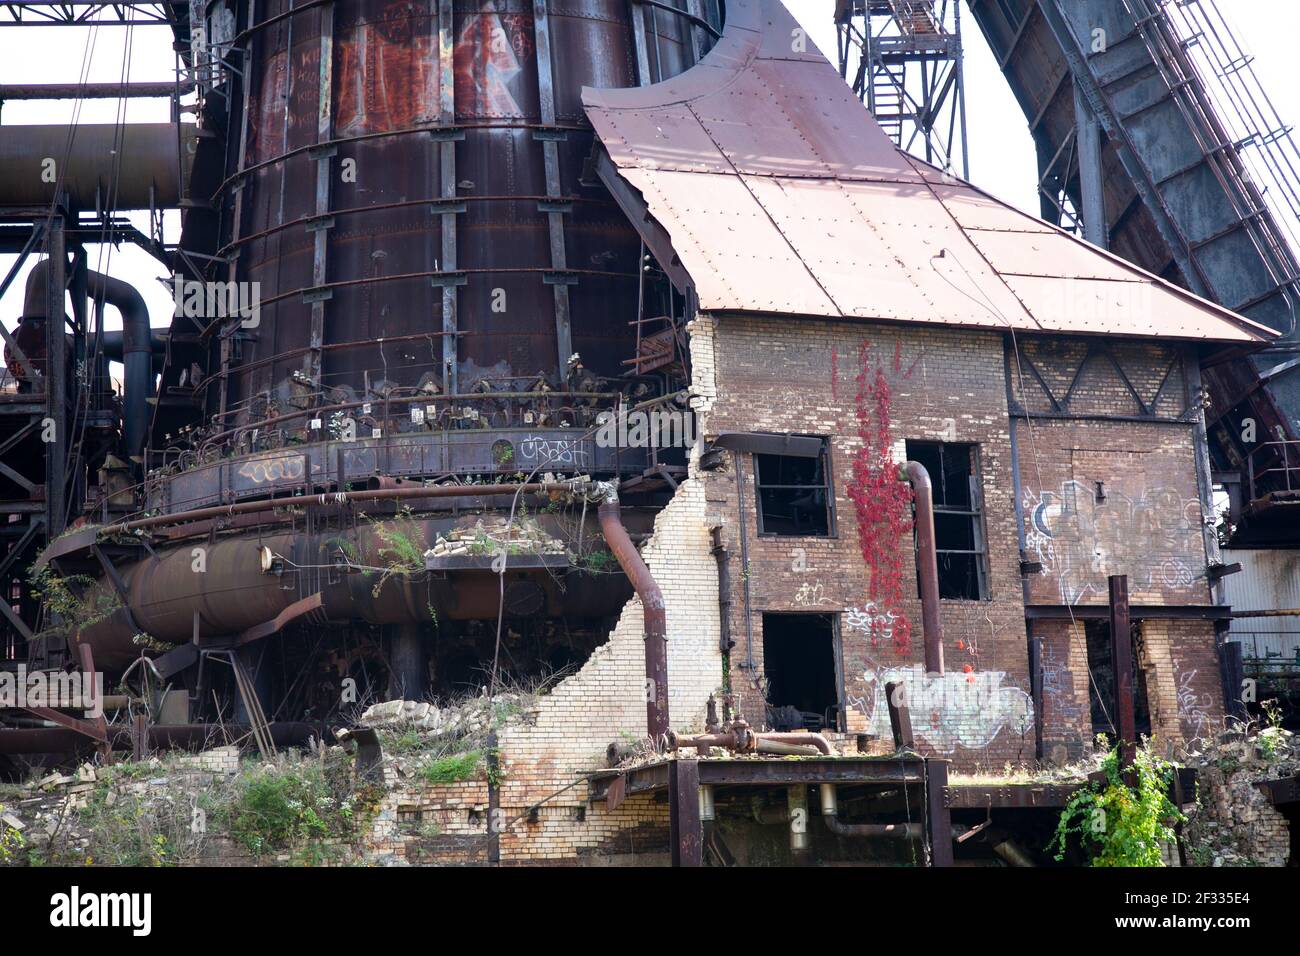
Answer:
[
  {"left": 834, "top": 0, "right": 970, "bottom": 179},
  {"left": 964, "top": 0, "right": 1300, "bottom": 544}
]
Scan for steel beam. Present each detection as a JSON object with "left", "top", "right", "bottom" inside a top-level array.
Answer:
[
  {"left": 668, "top": 758, "right": 702, "bottom": 867},
  {"left": 1073, "top": 81, "right": 1108, "bottom": 249},
  {"left": 436, "top": 0, "right": 460, "bottom": 395},
  {"left": 925, "top": 759, "right": 954, "bottom": 866},
  {"left": 1109, "top": 574, "right": 1137, "bottom": 766}
]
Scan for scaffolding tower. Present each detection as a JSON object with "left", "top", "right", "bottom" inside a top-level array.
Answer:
[{"left": 835, "top": 0, "right": 970, "bottom": 178}]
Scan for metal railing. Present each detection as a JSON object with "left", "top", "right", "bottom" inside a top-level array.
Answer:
[{"left": 1246, "top": 438, "right": 1300, "bottom": 501}]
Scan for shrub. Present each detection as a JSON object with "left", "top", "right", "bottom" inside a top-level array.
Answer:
[{"left": 1049, "top": 738, "right": 1183, "bottom": 867}]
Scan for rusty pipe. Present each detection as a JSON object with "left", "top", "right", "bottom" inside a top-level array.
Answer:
[
  {"left": 823, "top": 816, "right": 922, "bottom": 839},
  {"left": 23, "top": 261, "right": 154, "bottom": 464},
  {"left": 819, "top": 784, "right": 921, "bottom": 839},
  {"left": 757, "top": 732, "right": 834, "bottom": 755},
  {"left": 667, "top": 727, "right": 834, "bottom": 756},
  {"left": 901, "top": 460, "right": 944, "bottom": 674},
  {"left": 598, "top": 488, "right": 668, "bottom": 741},
  {"left": 98, "top": 482, "right": 579, "bottom": 536},
  {"left": 754, "top": 738, "right": 822, "bottom": 756}
]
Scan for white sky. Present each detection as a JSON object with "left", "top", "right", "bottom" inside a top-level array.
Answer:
[{"left": 2, "top": 0, "right": 1299, "bottom": 343}]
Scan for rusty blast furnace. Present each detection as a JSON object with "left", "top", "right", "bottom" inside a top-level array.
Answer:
[{"left": 8, "top": 1, "right": 722, "bottom": 733}]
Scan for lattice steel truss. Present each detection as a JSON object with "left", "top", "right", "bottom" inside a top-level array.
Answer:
[{"left": 835, "top": 0, "right": 970, "bottom": 179}]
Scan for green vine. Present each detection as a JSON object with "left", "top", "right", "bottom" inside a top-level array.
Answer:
[
  {"left": 1049, "top": 738, "right": 1184, "bottom": 867},
  {"left": 28, "top": 565, "right": 122, "bottom": 632}
]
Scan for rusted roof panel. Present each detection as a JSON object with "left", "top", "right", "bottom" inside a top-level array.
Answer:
[{"left": 582, "top": 0, "right": 1274, "bottom": 345}]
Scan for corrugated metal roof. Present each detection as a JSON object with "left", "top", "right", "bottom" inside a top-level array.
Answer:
[{"left": 582, "top": 0, "right": 1275, "bottom": 345}]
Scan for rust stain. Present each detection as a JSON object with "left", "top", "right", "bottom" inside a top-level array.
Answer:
[{"left": 336, "top": 3, "right": 439, "bottom": 136}]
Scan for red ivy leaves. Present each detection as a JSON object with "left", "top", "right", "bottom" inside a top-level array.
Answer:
[{"left": 846, "top": 341, "right": 914, "bottom": 656}]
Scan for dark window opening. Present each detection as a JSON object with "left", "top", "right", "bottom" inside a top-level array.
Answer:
[
  {"left": 905, "top": 440, "right": 988, "bottom": 600},
  {"left": 755, "top": 442, "right": 833, "bottom": 537},
  {"left": 762, "top": 613, "right": 842, "bottom": 731},
  {"left": 1083, "top": 620, "right": 1152, "bottom": 741}
]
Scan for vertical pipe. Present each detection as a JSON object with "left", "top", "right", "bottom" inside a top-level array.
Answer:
[
  {"left": 901, "top": 460, "right": 944, "bottom": 674},
  {"left": 734, "top": 453, "right": 755, "bottom": 670},
  {"left": 1108, "top": 574, "right": 1136, "bottom": 766},
  {"left": 1028, "top": 634, "right": 1044, "bottom": 762},
  {"left": 597, "top": 493, "right": 669, "bottom": 740},
  {"left": 787, "top": 784, "right": 809, "bottom": 855},
  {"left": 709, "top": 526, "right": 733, "bottom": 655}
]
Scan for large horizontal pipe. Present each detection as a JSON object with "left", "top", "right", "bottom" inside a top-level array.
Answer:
[
  {"left": 0, "top": 82, "right": 187, "bottom": 101},
  {"left": 0, "top": 123, "right": 195, "bottom": 208},
  {"left": 819, "top": 784, "right": 922, "bottom": 839},
  {"left": 668, "top": 727, "right": 835, "bottom": 756},
  {"left": 100, "top": 482, "right": 579, "bottom": 535}
]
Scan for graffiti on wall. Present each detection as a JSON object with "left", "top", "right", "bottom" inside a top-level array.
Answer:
[
  {"left": 843, "top": 603, "right": 901, "bottom": 648},
  {"left": 852, "top": 662, "right": 1034, "bottom": 754},
  {"left": 1174, "top": 661, "right": 1216, "bottom": 747},
  {"left": 1022, "top": 479, "right": 1204, "bottom": 604}
]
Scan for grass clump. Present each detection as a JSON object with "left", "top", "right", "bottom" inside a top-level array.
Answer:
[{"left": 420, "top": 750, "right": 482, "bottom": 785}]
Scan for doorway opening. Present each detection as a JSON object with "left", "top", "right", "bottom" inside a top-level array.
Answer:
[
  {"left": 762, "top": 613, "right": 842, "bottom": 732},
  {"left": 1083, "top": 619, "right": 1152, "bottom": 741}
]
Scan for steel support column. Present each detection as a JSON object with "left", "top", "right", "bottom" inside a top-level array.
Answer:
[
  {"left": 925, "top": 758, "right": 954, "bottom": 866},
  {"left": 1074, "top": 81, "right": 1108, "bottom": 249},
  {"left": 668, "top": 757, "right": 702, "bottom": 866},
  {"left": 437, "top": 0, "right": 461, "bottom": 395},
  {"left": 1108, "top": 574, "right": 1137, "bottom": 766},
  {"left": 304, "top": 0, "right": 334, "bottom": 384},
  {"left": 43, "top": 215, "right": 67, "bottom": 537},
  {"left": 533, "top": 0, "right": 574, "bottom": 381}
]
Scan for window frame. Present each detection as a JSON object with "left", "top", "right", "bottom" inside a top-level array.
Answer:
[
  {"left": 753, "top": 437, "right": 837, "bottom": 538},
  {"left": 905, "top": 440, "right": 991, "bottom": 601}
]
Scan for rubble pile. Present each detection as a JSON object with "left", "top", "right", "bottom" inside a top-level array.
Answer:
[
  {"left": 0, "top": 749, "right": 240, "bottom": 866},
  {"left": 358, "top": 693, "right": 531, "bottom": 784},
  {"left": 425, "top": 516, "right": 568, "bottom": 559},
  {"left": 1182, "top": 725, "right": 1296, "bottom": 867}
]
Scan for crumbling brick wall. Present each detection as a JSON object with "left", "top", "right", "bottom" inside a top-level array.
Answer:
[{"left": 479, "top": 320, "right": 726, "bottom": 862}]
